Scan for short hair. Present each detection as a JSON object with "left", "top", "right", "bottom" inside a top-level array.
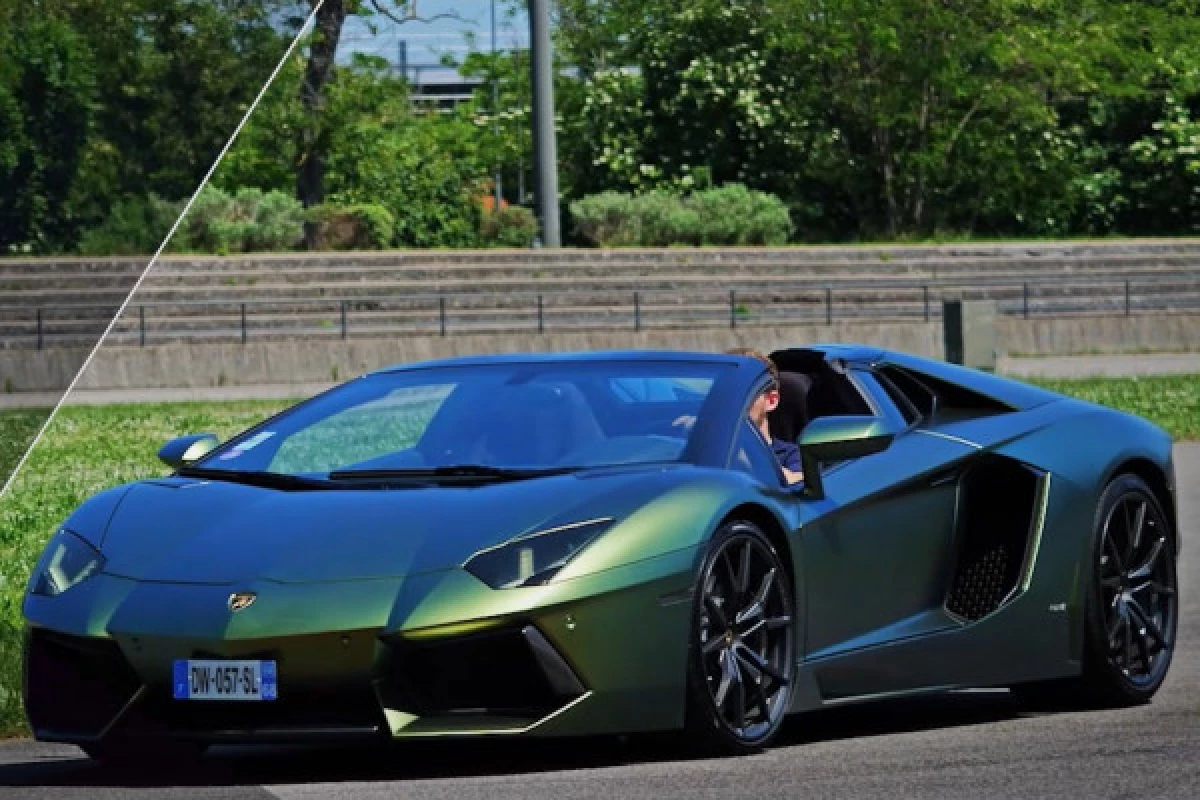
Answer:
[{"left": 725, "top": 347, "right": 779, "bottom": 389}]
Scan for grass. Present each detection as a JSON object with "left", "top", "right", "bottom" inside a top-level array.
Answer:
[
  {"left": 0, "top": 373, "right": 1197, "bottom": 735},
  {"left": 0, "top": 400, "right": 292, "bottom": 734},
  {"left": 0, "top": 409, "right": 51, "bottom": 490},
  {"left": 1027, "top": 374, "right": 1200, "bottom": 440}
]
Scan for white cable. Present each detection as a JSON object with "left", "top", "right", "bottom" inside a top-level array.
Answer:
[{"left": 0, "top": 1, "right": 326, "bottom": 500}]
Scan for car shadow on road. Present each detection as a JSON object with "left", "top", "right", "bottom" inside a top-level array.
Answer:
[{"left": 0, "top": 690, "right": 1056, "bottom": 789}]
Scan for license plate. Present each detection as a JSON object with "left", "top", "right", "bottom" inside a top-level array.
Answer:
[{"left": 172, "top": 659, "right": 277, "bottom": 701}]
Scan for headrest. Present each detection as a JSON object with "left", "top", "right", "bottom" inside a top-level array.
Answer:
[{"left": 768, "top": 371, "right": 813, "bottom": 445}]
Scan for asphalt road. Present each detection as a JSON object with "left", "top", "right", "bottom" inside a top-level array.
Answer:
[{"left": 3, "top": 445, "right": 1199, "bottom": 799}]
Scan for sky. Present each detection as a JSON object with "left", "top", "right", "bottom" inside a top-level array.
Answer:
[{"left": 338, "top": 0, "right": 531, "bottom": 81}]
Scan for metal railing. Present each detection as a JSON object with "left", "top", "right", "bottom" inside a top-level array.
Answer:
[{"left": 3, "top": 277, "right": 1199, "bottom": 349}]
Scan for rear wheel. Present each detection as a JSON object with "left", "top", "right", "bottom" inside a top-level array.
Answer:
[
  {"left": 1019, "top": 474, "right": 1180, "bottom": 709},
  {"left": 685, "top": 520, "right": 795, "bottom": 753},
  {"left": 1081, "top": 474, "right": 1178, "bottom": 704}
]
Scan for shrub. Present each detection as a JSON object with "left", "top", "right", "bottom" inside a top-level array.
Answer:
[
  {"left": 570, "top": 184, "right": 793, "bottom": 247},
  {"left": 246, "top": 189, "right": 307, "bottom": 251},
  {"left": 635, "top": 191, "right": 703, "bottom": 246},
  {"left": 175, "top": 186, "right": 304, "bottom": 254},
  {"left": 480, "top": 205, "right": 538, "bottom": 248},
  {"left": 76, "top": 194, "right": 182, "bottom": 255},
  {"left": 307, "top": 203, "right": 395, "bottom": 250},
  {"left": 570, "top": 191, "right": 642, "bottom": 246}
]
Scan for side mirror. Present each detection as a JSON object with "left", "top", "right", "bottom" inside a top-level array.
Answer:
[
  {"left": 158, "top": 433, "right": 219, "bottom": 469},
  {"left": 798, "top": 416, "right": 896, "bottom": 500}
]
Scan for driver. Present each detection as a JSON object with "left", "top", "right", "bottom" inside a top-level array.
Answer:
[
  {"left": 674, "top": 348, "right": 803, "bottom": 485},
  {"left": 727, "top": 348, "right": 803, "bottom": 485}
]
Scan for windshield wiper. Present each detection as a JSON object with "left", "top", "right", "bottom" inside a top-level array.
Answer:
[
  {"left": 176, "top": 466, "right": 335, "bottom": 490},
  {"left": 328, "top": 464, "right": 577, "bottom": 482}
]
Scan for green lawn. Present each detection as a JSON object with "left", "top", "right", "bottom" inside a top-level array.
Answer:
[
  {"left": 0, "top": 410, "right": 50, "bottom": 491},
  {"left": 1026, "top": 374, "right": 1200, "bottom": 441},
  {"left": 0, "top": 400, "right": 293, "bottom": 734},
  {"left": 1, "top": 373, "right": 1197, "bottom": 734}
]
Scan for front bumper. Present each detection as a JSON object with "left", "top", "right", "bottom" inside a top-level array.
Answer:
[
  {"left": 24, "top": 623, "right": 584, "bottom": 744},
  {"left": 23, "top": 549, "right": 696, "bottom": 744}
]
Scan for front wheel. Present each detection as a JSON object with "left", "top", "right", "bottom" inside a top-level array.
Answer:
[{"left": 684, "top": 520, "right": 796, "bottom": 753}]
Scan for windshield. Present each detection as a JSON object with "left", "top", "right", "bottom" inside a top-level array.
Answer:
[{"left": 193, "top": 360, "right": 729, "bottom": 477}]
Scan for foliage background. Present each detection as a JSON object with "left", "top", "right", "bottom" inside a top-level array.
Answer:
[{"left": 6, "top": 1, "right": 1200, "bottom": 253}]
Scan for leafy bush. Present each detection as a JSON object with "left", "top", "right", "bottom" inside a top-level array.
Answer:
[
  {"left": 570, "top": 191, "right": 642, "bottom": 246},
  {"left": 307, "top": 202, "right": 395, "bottom": 250},
  {"left": 480, "top": 205, "right": 538, "bottom": 248},
  {"left": 694, "top": 184, "right": 794, "bottom": 245},
  {"left": 570, "top": 184, "right": 793, "bottom": 247},
  {"left": 173, "top": 186, "right": 304, "bottom": 254},
  {"left": 637, "top": 190, "right": 704, "bottom": 246},
  {"left": 76, "top": 193, "right": 183, "bottom": 256},
  {"left": 245, "top": 189, "right": 307, "bottom": 251}
]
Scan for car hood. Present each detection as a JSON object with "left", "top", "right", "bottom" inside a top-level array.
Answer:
[{"left": 95, "top": 468, "right": 679, "bottom": 584}]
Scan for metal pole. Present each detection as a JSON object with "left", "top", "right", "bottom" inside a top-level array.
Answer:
[
  {"left": 1125, "top": 280, "right": 1131, "bottom": 316},
  {"left": 634, "top": 291, "right": 641, "bottom": 332},
  {"left": 241, "top": 303, "right": 247, "bottom": 344},
  {"left": 1023, "top": 282, "right": 1029, "bottom": 319},
  {"left": 730, "top": 290, "right": 736, "bottom": 329},
  {"left": 36, "top": 308, "right": 42, "bottom": 350},
  {"left": 340, "top": 300, "right": 347, "bottom": 339},
  {"left": 439, "top": 296, "right": 446, "bottom": 336},
  {"left": 529, "top": 0, "right": 560, "bottom": 246},
  {"left": 825, "top": 287, "right": 832, "bottom": 325},
  {"left": 139, "top": 305, "right": 146, "bottom": 347},
  {"left": 491, "top": 0, "right": 502, "bottom": 210},
  {"left": 537, "top": 294, "right": 544, "bottom": 333}
]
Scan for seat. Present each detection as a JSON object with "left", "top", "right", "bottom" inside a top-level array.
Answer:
[
  {"left": 768, "top": 371, "right": 813, "bottom": 445},
  {"left": 472, "top": 383, "right": 601, "bottom": 466}
]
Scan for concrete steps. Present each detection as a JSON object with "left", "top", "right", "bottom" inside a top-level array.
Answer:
[
  {"left": 4, "top": 241, "right": 1200, "bottom": 348},
  {"left": 7, "top": 249, "right": 1200, "bottom": 288}
]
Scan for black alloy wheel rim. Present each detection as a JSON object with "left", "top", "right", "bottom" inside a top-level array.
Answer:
[
  {"left": 698, "top": 532, "right": 794, "bottom": 742},
  {"left": 1098, "top": 491, "right": 1177, "bottom": 687}
]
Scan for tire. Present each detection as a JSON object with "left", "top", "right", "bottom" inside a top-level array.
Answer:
[
  {"left": 1077, "top": 473, "right": 1179, "bottom": 705},
  {"left": 684, "top": 519, "right": 796, "bottom": 754}
]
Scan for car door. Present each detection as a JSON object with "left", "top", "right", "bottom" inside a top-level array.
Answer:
[{"left": 796, "top": 370, "right": 977, "bottom": 694}]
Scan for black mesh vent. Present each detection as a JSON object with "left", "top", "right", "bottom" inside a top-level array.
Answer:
[
  {"left": 24, "top": 628, "right": 142, "bottom": 738},
  {"left": 379, "top": 626, "right": 581, "bottom": 718},
  {"left": 944, "top": 457, "right": 1040, "bottom": 622},
  {"left": 945, "top": 544, "right": 1013, "bottom": 621}
]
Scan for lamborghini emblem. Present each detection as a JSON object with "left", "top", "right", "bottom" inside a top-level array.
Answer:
[{"left": 228, "top": 592, "right": 257, "bottom": 612}]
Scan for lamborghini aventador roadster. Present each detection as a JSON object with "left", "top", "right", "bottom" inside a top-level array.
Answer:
[{"left": 21, "top": 346, "right": 1179, "bottom": 759}]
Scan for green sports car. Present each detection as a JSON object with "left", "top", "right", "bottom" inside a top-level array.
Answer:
[{"left": 21, "top": 346, "right": 1179, "bottom": 759}]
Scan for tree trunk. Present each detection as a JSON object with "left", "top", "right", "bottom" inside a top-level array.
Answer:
[{"left": 296, "top": 0, "right": 349, "bottom": 217}]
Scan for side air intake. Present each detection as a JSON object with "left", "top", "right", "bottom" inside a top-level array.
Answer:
[{"left": 945, "top": 456, "right": 1045, "bottom": 622}]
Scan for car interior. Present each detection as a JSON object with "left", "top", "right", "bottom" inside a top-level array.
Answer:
[{"left": 767, "top": 349, "right": 873, "bottom": 445}]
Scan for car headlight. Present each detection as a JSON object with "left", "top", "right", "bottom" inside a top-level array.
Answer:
[
  {"left": 29, "top": 529, "right": 106, "bottom": 597},
  {"left": 464, "top": 518, "right": 614, "bottom": 589}
]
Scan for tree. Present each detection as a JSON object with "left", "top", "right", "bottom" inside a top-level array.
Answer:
[
  {"left": 294, "top": 0, "right": 463, "bottom": 211},
  {"left": 0, "top": 0, "right": 308, "bottom": 253},
  {"left": 0, "top": 9, "right": 96, "bottom": 252}
]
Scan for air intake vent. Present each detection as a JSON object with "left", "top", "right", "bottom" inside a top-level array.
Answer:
[
  {"left": 946, "top": 544, "right": 1014, "bottom": 621},
  {"left": 380, "top": 624, "right": 584, "bottom": 718},
  {"left": 944, "top": 457, "right": 1042, "bottom": 622}
]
